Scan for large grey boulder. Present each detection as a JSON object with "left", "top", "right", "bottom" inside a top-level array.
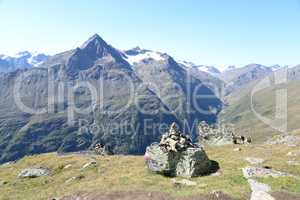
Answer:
[
  {"left": 176, "top": 147, "right": 211, "bottom": 177},
  {"left": 145, "top": 143, "right": 211, "bottom": 177},
  {"left": 145, "top": 143, "right": 178, "bottom": 176},
  {"left": 145, "top": 123, "right": 212, "bottom": 177},
  {"left": 18, "top": 167, "right": 52, "bottom": 178}
]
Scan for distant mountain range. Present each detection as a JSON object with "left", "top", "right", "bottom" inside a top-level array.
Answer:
[
  {"left": 0, "top": 34, "right": 298, "bottom": 163},
  {"left": 0, "top": 34, "right": 221, "bottom": 163},
  {"left": 0, "top": 48, "right": 286, "bottom": 78},
  {"left": 0, "top": 49, "right": 287, "bottom": 101},
  {"left": 0, "top": 51, "right": 49, "bottom": 72}
]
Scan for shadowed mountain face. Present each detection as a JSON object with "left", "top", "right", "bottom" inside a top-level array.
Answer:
[
  {"left": 129, "top": 53, "right": 222, "bottom": 133},
  {"left": 0, "top": 34, "right": 222, "bottom": 163}
]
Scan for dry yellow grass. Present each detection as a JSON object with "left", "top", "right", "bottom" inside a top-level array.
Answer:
[{"left": 0, "top": 142, "right": 299, "bottom": 200}]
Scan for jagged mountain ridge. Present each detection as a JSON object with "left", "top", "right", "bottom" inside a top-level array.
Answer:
[
  {"left": 0, "top": 34, "right": 295, "bottom": 163},
  {"left": 0, "top": 34, "right": 222, "bottom": 163},
  {"left": 0, "top": 51, "right": 49, "bottom": 72},
  {"left": 221, "top": 64, "right": 274, "bottom": 95}
]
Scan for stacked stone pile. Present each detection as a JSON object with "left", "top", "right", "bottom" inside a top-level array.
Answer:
[
  {"left": 198, "top": 121, "right": 252, "bottom": 145},
  {"left": 159, "top": 123, "right": 196, "bottom": 152},
  {"left": 198, "top": 121, "right": 233, "bottom": 145},
  {"left": 145, "top": 123, "right": 212, "bottom": 177}
]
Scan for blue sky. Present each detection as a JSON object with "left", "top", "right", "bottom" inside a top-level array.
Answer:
[{"left": 1, "top": 0, "right": 300, "bottom": 69}]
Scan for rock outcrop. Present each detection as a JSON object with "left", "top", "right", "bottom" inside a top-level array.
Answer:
[
  {"left": 18, "top": 167, "right": 52, "bottom": 178},
  {"left": 267, "top": 135, "right": 300, "bottom": 146},
  {"left": 198, "top": 121, "right": 252, "bottom": 145},
  {"left": 198, "top": 121, "right": 233, "bottom": 145},
  {"left": 145, "top": 123, "right": 212, "bottom": 177},
  {"left": 242, "top": 166, "right": 288, "bottom": 178},
  {"left": 81, "top": 161, "right": 97, "bottom": 170}
]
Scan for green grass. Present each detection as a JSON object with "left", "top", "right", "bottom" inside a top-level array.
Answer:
[
  {"left": 0, "top": 142, "right": 299, "bottom": 200},
  {"left": 220, "top": 80, "right": 300, "bottom": 142}
]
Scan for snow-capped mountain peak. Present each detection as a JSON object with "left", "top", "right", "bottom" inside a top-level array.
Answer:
[
  {"left": 27, "top": 52, "right": 50, "bottom": 67},
  {"left": 178, "top": 60, "right": 221, "bottom": 77},
  {"left": 177, "top": 60, "right": 195, "bottom": 68},
  {"left": 0, "top": 51, "right": 49, "bottom": 72},
  {"left": 14, "top": 51, "right": 31, "bottom": 58},
  {"left": 123, "top": 48, "right": 165, "bottom": 65},
  {"left": 269, "top": 64, "right": 283, "bottom": 71}
]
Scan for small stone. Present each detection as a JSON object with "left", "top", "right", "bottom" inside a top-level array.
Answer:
[
  {"left": 242, "top": 166, "right": 288, "bottom": 179},
  {"left": 245, "top": 157, "right": 265, "bottom": 165},
  {"left": 65, "top": 175, "right": 85, "bottom": 183},
  {"left": 81, "top": 161, "right": 97, "bottom": 170},
  {"left": 171, "top": 178, "right": 197, "bottom": 186},
  {"left": 233, "top": 148, "right": 241, "bottom": 152},
  {"left": 63, "top": 164, "right": 72, "bottom": 169}
]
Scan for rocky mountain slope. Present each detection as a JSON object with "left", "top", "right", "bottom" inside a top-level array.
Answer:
[
  {"left": 123, "top": 48, "right": 222, "bottom": 129},
  {"left": 178, "top": 61, "right": 225, "bottom": 98},
  {"left": 0, "top": 34, "right": 222, "bottom": 163},
  {"left": 0, "top": 33, "right": 297, "bottom": 164},
  {"left": 221, "top": 64, "right": 273, "bottom": 95}
]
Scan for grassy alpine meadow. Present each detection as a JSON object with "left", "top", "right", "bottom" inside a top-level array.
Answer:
[
  {"left": 0, "top": 141, "right": 299, "bottom": 200},
  {"left": 220, "top": 80, "right": 300, "bottom": 143}
]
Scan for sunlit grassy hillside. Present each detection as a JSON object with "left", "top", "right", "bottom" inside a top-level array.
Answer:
[
  {"left": 0, "top": 142, "right": 299, "bottom": 200},
  {"left": 220, "top": 80, "right": 300, "bottom": 142}
]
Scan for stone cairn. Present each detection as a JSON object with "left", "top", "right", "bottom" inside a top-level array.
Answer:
[
  {"left": 94, "top": 143, "right": 106, "bottom": 156},
  {"left": 159, "top": 123, "right": 196, "bottom": 152},
  {"left": 198, "top": 121, "right": 252, "bottom": 145},
  {"left": 145, "top": 123, "right": 212, "bottom": 177}
]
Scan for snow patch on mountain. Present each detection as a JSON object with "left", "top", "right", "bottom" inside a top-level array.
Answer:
[
  {"left": 178, "top": 60, "right": 221, "bottom": 77},
  {"left": 0, "top": 51, "right": 49, "bottom": 72},
  {"left": 123, "top": 47, "right": 165, "bottom": 65},
  {"left": 27, "top": 52, "right": 50, "bottom": 67},
  {"left": 177, "top": 60, "right": 195, "bottom": 68}
]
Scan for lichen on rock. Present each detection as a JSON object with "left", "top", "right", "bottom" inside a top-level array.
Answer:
[{"left": 145, "top": 123, "right": 212, "bottom": 177}]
